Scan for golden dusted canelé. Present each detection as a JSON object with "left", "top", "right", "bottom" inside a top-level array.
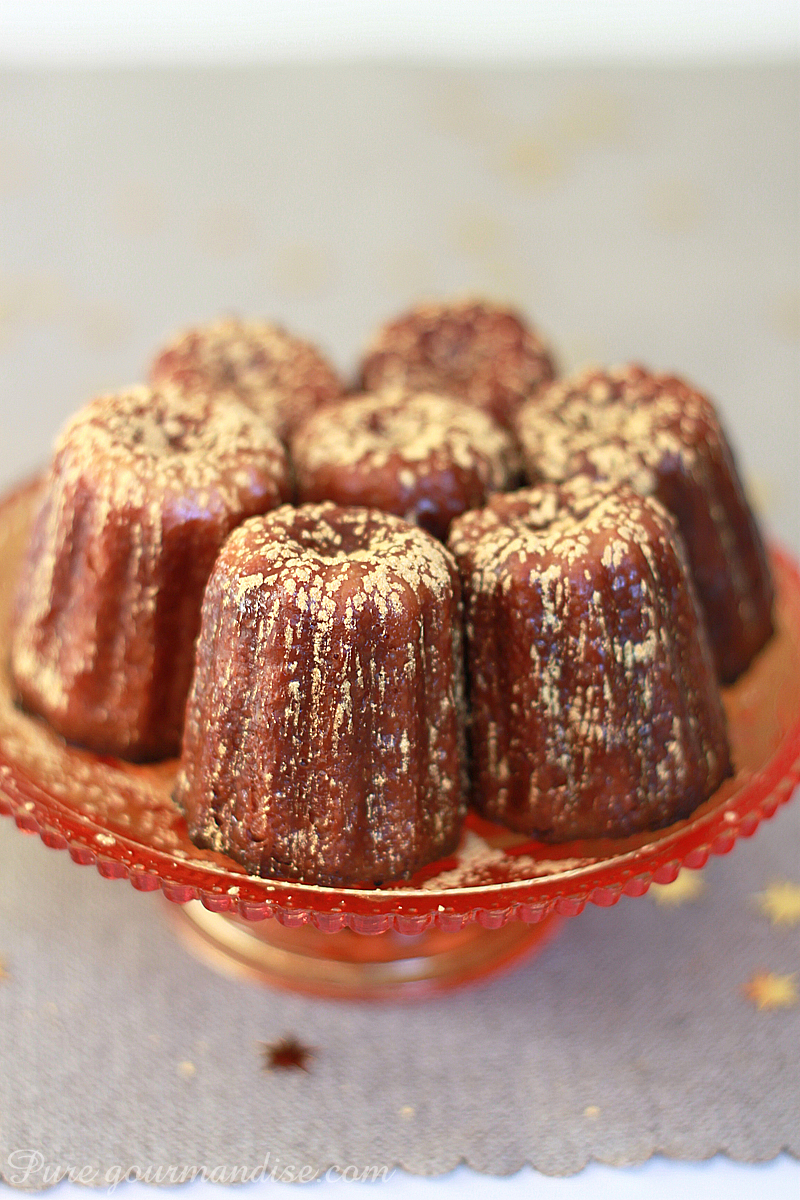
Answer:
[
  {"left": 359, "top": 298, "right": 556, "bottom": 430},
  {"left": 516, "top": 364, "right": 774, "bottom": 682},
  {"left": 11, "top": 387, "right": 291, "bottom": 760},
  {"left": 176, "top": 504, "right": 468, "bottom": 885},
  {"left": 447, "top": 481, "right": 732, "bottom": 841},
  {"left": 290, "top": 389, "right": 521, "bottom": 541},
  {"left": 150, "top": 316, "right": 344, "bottom": 441}
]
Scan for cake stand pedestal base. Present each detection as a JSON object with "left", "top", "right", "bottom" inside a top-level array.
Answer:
[{"left": 168, "top": 901, "right": 565, "bottom": 1001}]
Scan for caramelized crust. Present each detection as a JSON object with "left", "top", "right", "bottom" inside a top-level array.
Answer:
[
  {"left": 291, "top": 390, "right": 521, "bottom": 540},
  {"left": 448, "top": 481, "right": 732, "bottom": 840},
  {"left": 359, "top": 299, "right": 556, "bottom": 430},
  {"left": 516, "top": 365, "right": 774, "bottom": 682},
  {"left": 176, "top": 503, "right": 468, "bottom": 885},
  {"left": 150, "top": 317, "right": 344, "bottom": 440},
  {"left": 11, "top": 387, "right": 291, "bottom": 760}
]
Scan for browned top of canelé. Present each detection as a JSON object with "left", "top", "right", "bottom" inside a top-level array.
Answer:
[
  {"left": 214, "top": 501, "right": 460, "bottom": 617},
  {"left": 150, "top": 317, "right": 344, "bottom": 439},
  {"left": 515, "top": 363, "right": 728, "bottom": 490},
  {"left": 38, "top": 384, "right": 291, "bottom": 520},
  {"left": 449, "top": 477, "right": 678, "bottom": 611},
  {"left": 291, "top": 390, "right": 521, "bottom": 539},
  {"left": 359, "top": 298, "right": 556, "bottom": 429}
]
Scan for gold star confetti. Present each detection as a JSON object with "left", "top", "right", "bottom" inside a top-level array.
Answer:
[
  {"left": 649, "top": 870, "right": 706, "bottom": 906},
  {"left": 744, "top": 972, "right": 798, "bottom": 1011},
  {"left": 754, "top": 880, "right": 800, "bottom": 927},
  {"left": 260, "top": 1036, "right": 315, "bottom": 1073}
]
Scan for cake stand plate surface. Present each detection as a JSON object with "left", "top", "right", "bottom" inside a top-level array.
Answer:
[{"left": 1, "top": 480, "right": 799, "bottom": 998}]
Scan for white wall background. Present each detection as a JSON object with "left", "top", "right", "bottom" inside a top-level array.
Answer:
[{"left": 0, "top": 0, "right": 798, "bottom": 64}]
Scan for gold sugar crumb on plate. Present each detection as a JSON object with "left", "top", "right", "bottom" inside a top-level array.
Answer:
[
  {"left": 583, "top": 1105, "right": 601, "bottom": 1120},
  {"left": 0, "top": 957, "right": 10, "bottom": 983},
  {"left": 744, "top": 972, "right": 798, "bottom": 1011},
  {"left": 177, "top": 1061, "right": 197, "bottom": 1079},
  {"left": 649, "top": 870, "right": 706, "bottom": 907},
  {"left": 754, "top": 880, "right": 800, "bottom": 927}
]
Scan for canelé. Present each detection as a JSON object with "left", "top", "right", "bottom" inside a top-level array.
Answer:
[
  {"left": 447, "top": 480, "right": 732, "bottom": 840},
  {"left": 359, "top": 299, "right": 556, "bottom": 430},
  {"left": 175, "top": 503, "right": 468, "bottom": 885},
  {"left": 11, "top": 387, "right": 291, "bottom": 760},
  {"left": 290, "top": 389, "right": 521, "bottom": 540}
]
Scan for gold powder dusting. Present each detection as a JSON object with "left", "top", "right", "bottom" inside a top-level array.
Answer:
[
  {"left": 53, "top": 385, "right": 288, "bottom": 489},
  {"left": 294, "top": 390, "right": 518, "bottom": 482},
  {"left": 291, "top": 390, "right": 521, "bottom": 541},
  {"left": 517, "top": 364, "right": 708, "bottom": 489},
  {"left": 149, "top": 317, "right": 343, "bottom": 439},
  {"left": 360, "top": 298, "right": 555, "bottom": 431}
]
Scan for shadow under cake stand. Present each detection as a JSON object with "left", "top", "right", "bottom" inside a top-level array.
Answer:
[{"left": 1, "top": 480, "right": 799, "bottom": 1000}]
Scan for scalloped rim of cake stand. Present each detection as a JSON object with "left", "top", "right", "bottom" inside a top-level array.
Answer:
[{"left": 1, "top": 478, "right": 799, "bottom": 935}]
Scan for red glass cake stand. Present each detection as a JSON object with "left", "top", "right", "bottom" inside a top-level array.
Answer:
[{"left": 1, "top": 480, "right": 799, "bottom": 1000}]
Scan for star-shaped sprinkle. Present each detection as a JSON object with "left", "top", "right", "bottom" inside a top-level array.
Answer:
[
  {"left": 744, "top": 972, "right": 798, "bottom": 1011},
  {"left": 649, "top": 870, "right": 706, "bottom": 906},
  {"left": 260, "top": 1036, "right": 315, "bottom": 1073},
  {"left": 754, "top": 880, "right": 800, "bottom": 927}
]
